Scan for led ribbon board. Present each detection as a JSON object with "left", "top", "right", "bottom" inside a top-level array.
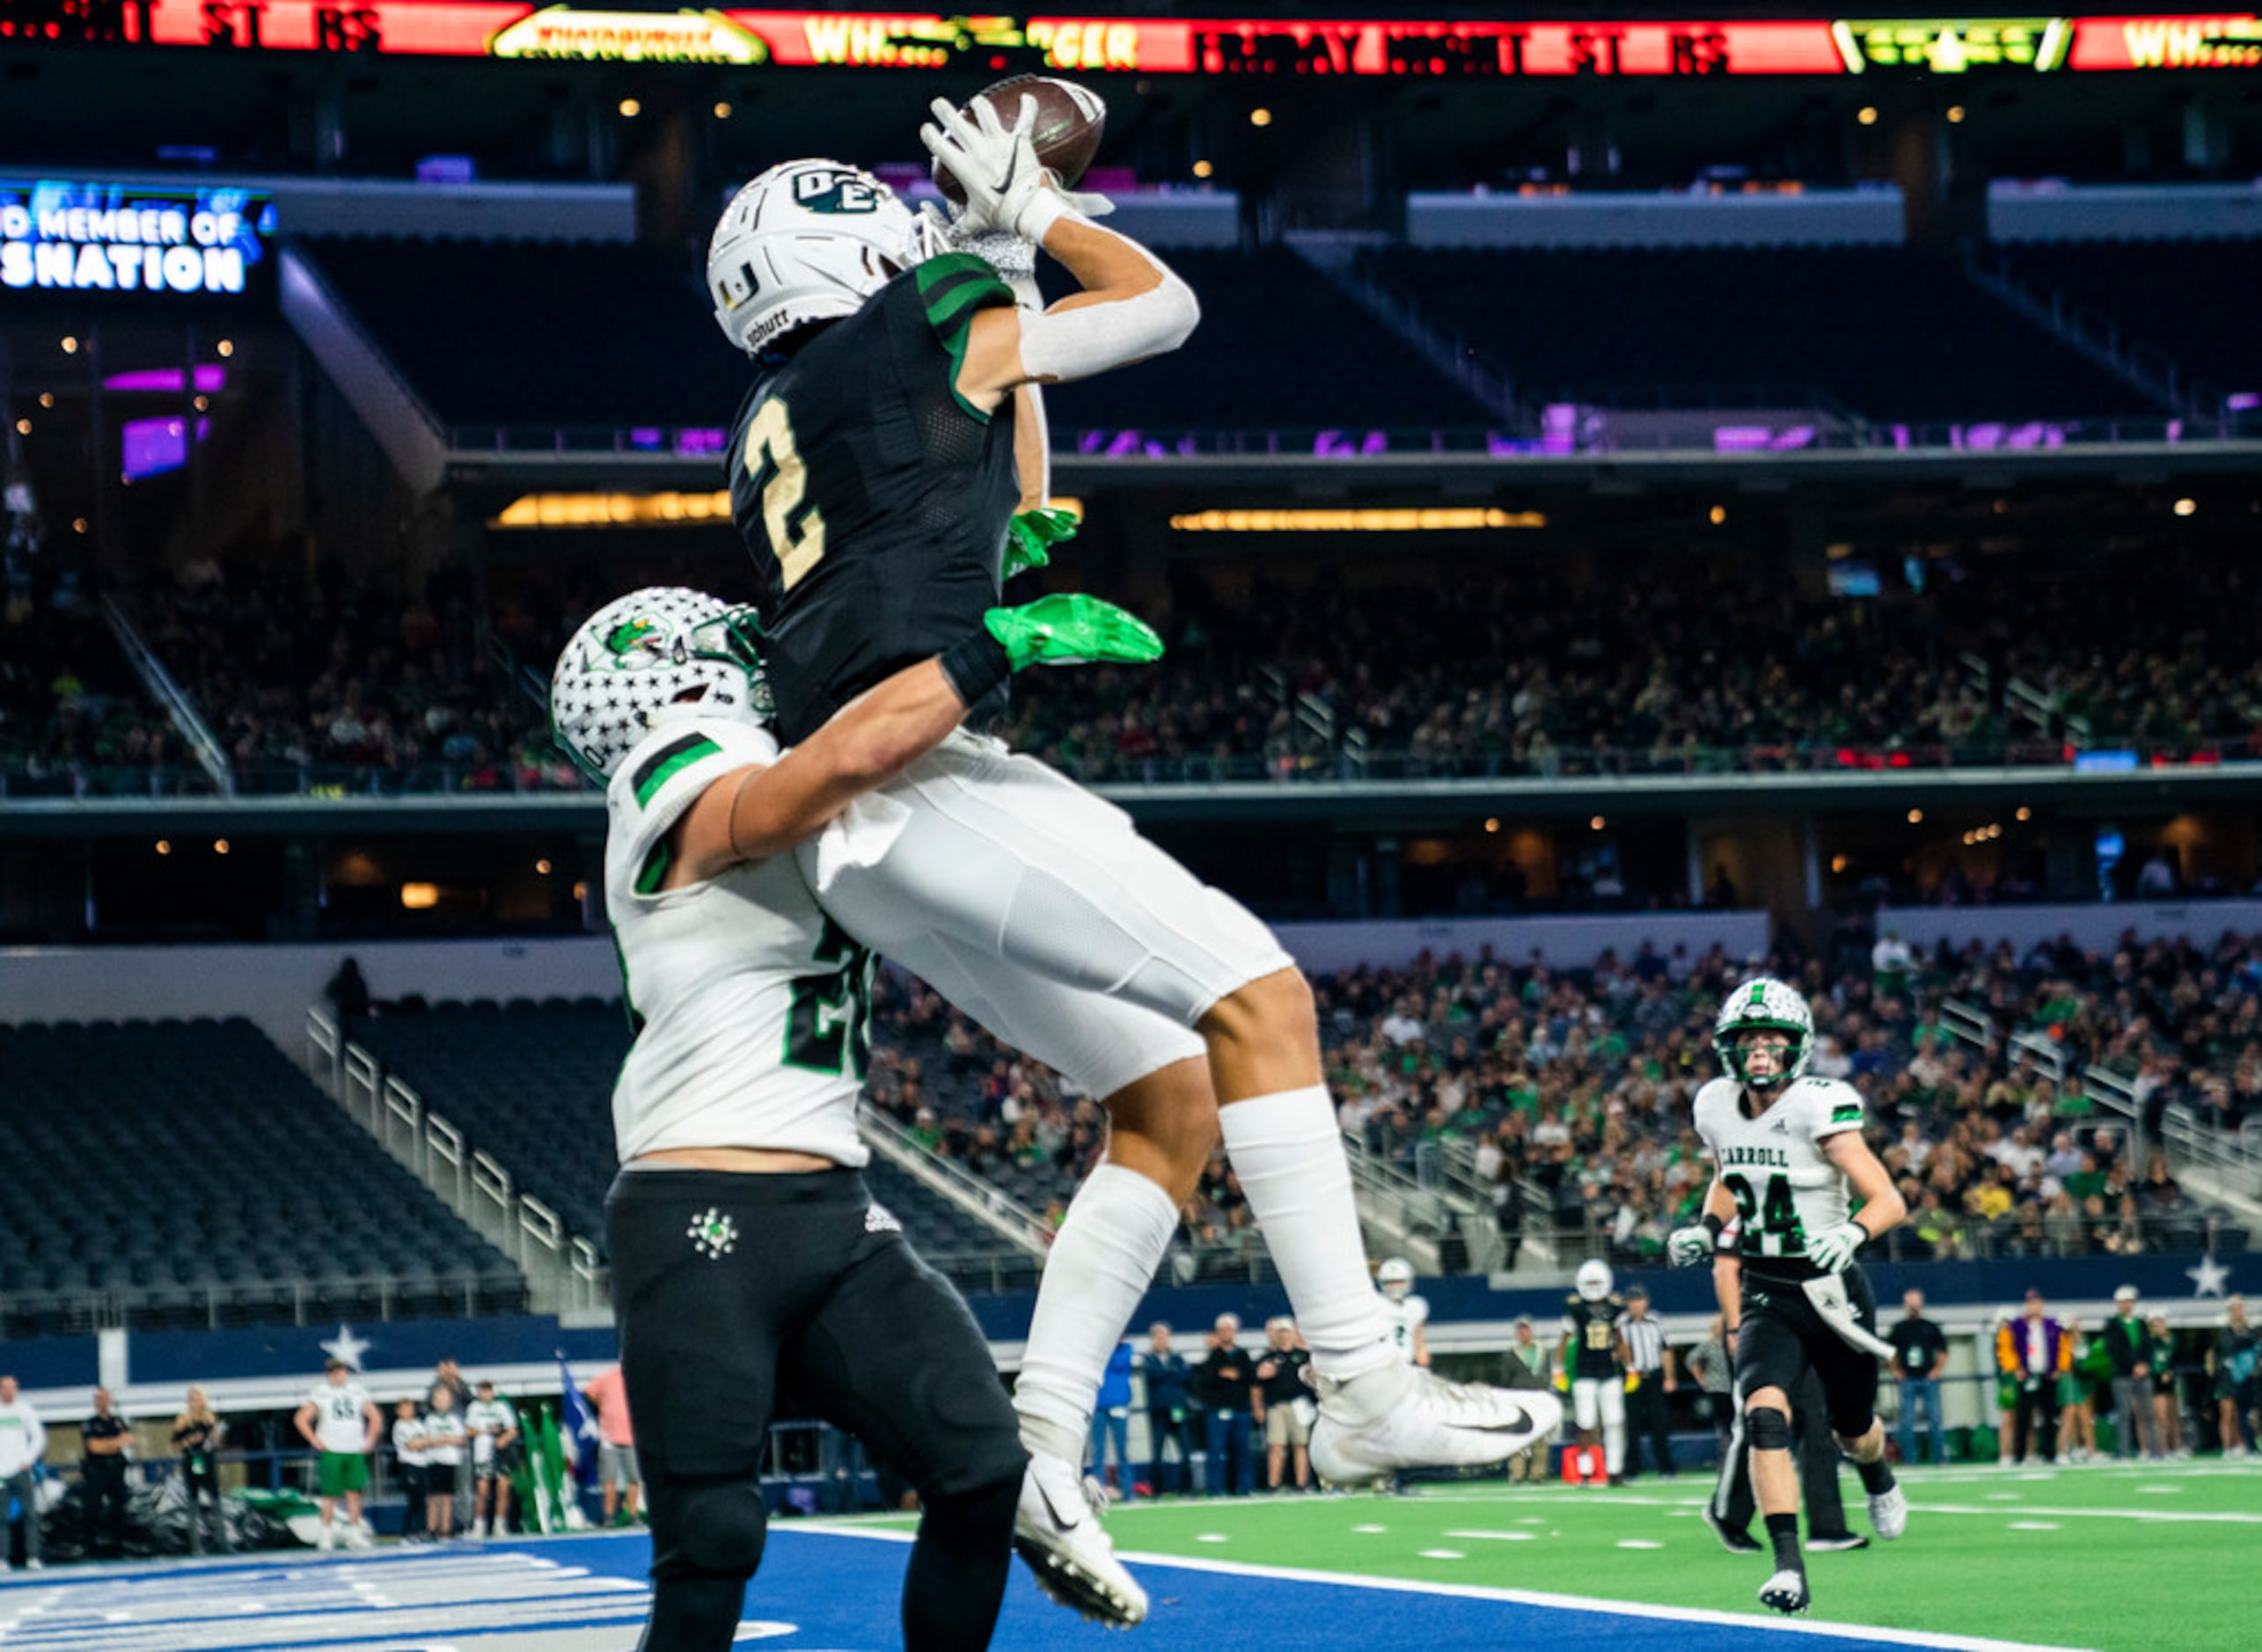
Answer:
[
  {"left": 1, "top": 6, "right": 2254, "bottom": 72},
  {"left": 0, "top": 179, "right": 275, "bottom": 296}
]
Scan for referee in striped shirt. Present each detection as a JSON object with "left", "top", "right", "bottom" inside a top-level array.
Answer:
[{"left": 1617, "top": 1285, "right": 1678, "bottom": 1481}]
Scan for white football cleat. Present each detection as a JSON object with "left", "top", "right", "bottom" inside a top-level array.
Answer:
[
  {"left": 345, "top": 1522, "right": 374, "bottom": 1550},
  {"left": 316, "top": 1524, "right": 335, "bottom": 1552},
  {"left": 1014, "top": 1451, "right": 1147, "bottom": 1628},
  {"left": 1759, "top": 1568, "right": 1811, "bottom": 1614},
  {"left": 1308, "top": 1363, "right": 1563, "bottom": 1486},
  {"left": 1867, "top": 1482, "right": 1909, "bottom": 1542}
]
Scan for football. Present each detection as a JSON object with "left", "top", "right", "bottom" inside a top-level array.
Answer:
[{"left": 932, "top": 74, "right": 1106, "bottom": 205}]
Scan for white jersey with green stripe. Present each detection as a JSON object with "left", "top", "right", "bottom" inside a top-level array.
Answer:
[
  {"left": 1693, "top": 1073, "right": 1865, "bottom": 1271},
  {"left": 606, "top": 715, "right": 874, "bottom": 1167}
]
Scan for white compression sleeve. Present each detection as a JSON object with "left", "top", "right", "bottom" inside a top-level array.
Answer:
[
  {"left": 1016, "top": 230, "right": 1199, "bottom": 384},
  {"left": 1013, "top": 1162, "right": 1182, "bottom": 1466}
]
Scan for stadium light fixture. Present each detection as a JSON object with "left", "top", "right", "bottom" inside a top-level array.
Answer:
[
  {"left": 214, "top": 839, "right": 231, "bottom": 855},
  {"left": 2174, "top": 497, "right": 2198, "bottom": 516},
  {"left": 216, "top": 339, "right": 235, "bottom": 358},
  {"left": 61, "top": 336, "right": 77, "bottom": 354},
  {"left": 155, "top": 840, "right": 171, "bottom": 856},
  {"left": 714, "top": 101, "right": 733, "bottom": 119},
  {"left": 1167, "top": 508, "right": 1544, "bottom": 532},
  {"left": 71, "top": 518, "right": 86, "bottom": 534},
  {"left": 1484, "top": 819, "right": 1500, "bottom": 833},
  {"left": 399, "top": 883, "right": 441, "bottom": 910},
  {"left": 1708, "top": 504, "right": 1727, "bottom": 524},
  {"left": 1192, "top": 159, "right": 1213, "bottom": 178},
  {"left": 11, "top": 419, "right": 26, "bottom": 436},
  {"left": 1947, "top": 106, "right": 1966, "bottom": 123},
  {"left": 1857, "top": 106, "right": 1878, "bottom": 125},
  {"left": 2017, "top": 807, "right": 2032, "bottom": 822},
  {"left": 620, "top": 98, "right": 642, "bottom": 118},
  {"left": 1250, "top": 108, "right": 1272, "bottom": 127},
  {"left": 1590, "top": 815, "right": 1606, "bottom": 831},
  {"left": 38, "top": 392, "right": 53, "bottom": 408},
  {"left": 536, "top": 859, "right": 553, "bottom": 875},
  {"left": 1907, "top": 808, "right": 1924, "bottom": 824}
]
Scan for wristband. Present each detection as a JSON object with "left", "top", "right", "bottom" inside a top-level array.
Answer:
[
  {"left": 1701, "top": 1212, "right": 1724, "bottom": 1240},
  {"left": 938, "top": 627, "right": 1013, "bottom": 705}
]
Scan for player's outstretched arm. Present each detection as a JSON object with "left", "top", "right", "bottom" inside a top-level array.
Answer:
[{"left": 670, "top": 596, "right": 1165, "bottom": 881}]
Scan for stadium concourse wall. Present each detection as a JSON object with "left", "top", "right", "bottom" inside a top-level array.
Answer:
[
  {"left": 1872, "top": 898, "right": 2262, "bottom": 954},
  {"left": 10, "top": 1252, "right": 2242, "bottom": 1427},
  {"left": 0, "top": 914, "right": 1768, "bottom": 1053},
  {"left": 1406, "top": 180, "right": 2262, "bottom": 249}
]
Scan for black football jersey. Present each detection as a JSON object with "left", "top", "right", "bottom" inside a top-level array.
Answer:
[
  {"left": 728, "top": 252, "right": 1021, "bottom": 744},
  {"left": 1563, "top": 1293, "right": 1626, "bottom": 1379}
]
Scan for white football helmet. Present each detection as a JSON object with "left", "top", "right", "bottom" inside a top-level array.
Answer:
[
  {"left": 1713, "top": 976, "right": 1815, "bottom": 1090},
  {"left": 550, "top": 587, "right": 769, "bottom": 784},
  {"left": 708, "top": 159, "right": 930, "bottom": 356},
  {"left": 1378, "top": 1257, "right": 1416, "bottom": 1301},
  {"left": 1576, "top": 1259, "right": 1614, "bottom": 1303}
]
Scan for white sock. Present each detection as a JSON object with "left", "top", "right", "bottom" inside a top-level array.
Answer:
[
  {"left": 1014, "top": 1162, "right": 1181, "bottom": 1466},
  {"left": 1217, "top": 1085, "right": 1395, "bottom": 1383}
]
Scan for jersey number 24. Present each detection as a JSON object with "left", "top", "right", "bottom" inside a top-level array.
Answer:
[
  {"left": 1724, "top": 1171, "right": 1807, "bottom": 1257},
  {"left": 743, "top": 398, "right": 828, "bottom": 591}
]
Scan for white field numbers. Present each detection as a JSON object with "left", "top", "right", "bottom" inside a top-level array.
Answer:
[{"left": 742, "top": 397, "right": 827, "bottom": 590}]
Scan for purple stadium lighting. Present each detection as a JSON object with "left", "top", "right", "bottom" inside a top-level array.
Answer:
[{"left": 102, "top": 366, "right": 227, "bottom": 394}]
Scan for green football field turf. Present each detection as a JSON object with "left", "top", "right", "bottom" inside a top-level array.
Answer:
[{"left": 850, "top": 1458, "right": 2262, "bottom": 1650}]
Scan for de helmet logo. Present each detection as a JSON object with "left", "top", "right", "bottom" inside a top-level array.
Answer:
[{"left": 794, "top": 169, "right": 882, "bottom": 215}]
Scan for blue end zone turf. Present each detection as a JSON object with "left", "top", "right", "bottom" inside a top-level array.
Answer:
[{"left": 0, "top": 1529, "right": 2073, "bottom": 1652}]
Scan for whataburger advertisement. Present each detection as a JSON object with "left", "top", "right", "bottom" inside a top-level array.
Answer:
[{"left": 12, "top": 5, "right": 2261, "bottom": 72}]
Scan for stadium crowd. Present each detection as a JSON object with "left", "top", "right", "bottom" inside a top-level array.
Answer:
[
  {"left": 864, "top": 924, "right": 2262, "bottom": 1276},
  {"left": 5, "top": 541, "right": 2256, "bottom": 801}
]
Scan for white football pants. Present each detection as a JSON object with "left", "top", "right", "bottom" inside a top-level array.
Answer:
[
  {"left": 1572, "top": 1377, "right": 1628, "bottom": 1476},
  {"left": 798, "top": 730, "right": 1293, "bottom": 1100}
]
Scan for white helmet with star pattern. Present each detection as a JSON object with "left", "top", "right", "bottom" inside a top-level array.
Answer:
[
  {"left": 1713, "top": 976, "right": 1815, "bottom": 1090},
  {"left": 551, "top": 587, "right": 770, "bottom": 784}
]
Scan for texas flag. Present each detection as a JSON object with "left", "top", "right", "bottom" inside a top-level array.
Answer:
[{"left": 559, "top": 1357, "right": 601, "bottom": 1488}]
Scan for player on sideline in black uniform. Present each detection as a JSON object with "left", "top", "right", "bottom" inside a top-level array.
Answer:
[
  {"left": 1557, "top": 1259, "right": 1631, "bottom": 1483},
  {"left": 703, "top": 98, "right": 1556, "bottom": 1629},
  {"left": 1666, "top": 977, "right": 1910, "bottom": 1615},
  {"left": 550, "top": 583, "right": 1164, "bottom": 1652}
]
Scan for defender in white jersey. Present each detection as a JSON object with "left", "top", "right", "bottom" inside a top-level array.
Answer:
[
  {"left": 1667, "top": 977, "right": 1909, "bottom": 1615},
  {"left": 558, "top": 582, "right": 1164, "bottom": 1652}
]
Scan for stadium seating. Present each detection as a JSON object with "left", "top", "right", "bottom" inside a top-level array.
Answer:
[
  {"left": 0, "top": 1019, "right": 524, "bottom": 1337},
  {"left": 1042, "top": 246, "right": 1497, "bottom": 437},
  {"left": 1358, "top": 244, "right": 2161, "bottom": 423},
  {"left": 0, "top": 586, "right": 185, "bottom": 796},
  {"left": 294, "top": 237, "right": 751, "bottom": 433},
  {"left": 296, "top": 237, "right": 1489, "bottom": 441},
  {"left": 348, "top": 1000, "right": 1040, "bottom": 1288},
  {"left": 1998, "top": 238, "right": 2262, "bottom": 401}
]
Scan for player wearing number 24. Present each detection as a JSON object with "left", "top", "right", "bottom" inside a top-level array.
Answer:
[{"left": 1666, "top": 977, "right": 1909, "bottom": 1619}]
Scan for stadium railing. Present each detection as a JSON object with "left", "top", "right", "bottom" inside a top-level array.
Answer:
[
  {"left": 11, "top": 733, "right": 2256, "bottom": 799},
  {"left": 0, "top": 1269, "right": 530, "bottom": 1342},
  {"left": 441, "top": 413, "right": 2258, "bottom": 461}
]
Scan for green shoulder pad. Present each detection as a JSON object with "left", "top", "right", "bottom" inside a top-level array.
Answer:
[{"left": 913, "top": 252, "right": 1015, "bottom": 352}]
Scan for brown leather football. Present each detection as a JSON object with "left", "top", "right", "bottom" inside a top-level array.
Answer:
[{"left": 933, "top": 75, "right": 1106, "bottom": 205}]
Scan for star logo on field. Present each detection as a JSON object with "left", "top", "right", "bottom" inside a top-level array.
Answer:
[
  {"left": 320, "top": 1324, "right": 372, "bottom": 1371},
  {"left": 2187, "top": 1254, "right": 2232, "bottom": 1298}
]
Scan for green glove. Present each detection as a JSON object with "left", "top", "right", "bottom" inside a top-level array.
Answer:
[
  {"left": 1003, "top": 507, "right": 1080, "bottom": 581},
  {"left": 985, "top": 593, "right": 1163, "bottom": 670}
]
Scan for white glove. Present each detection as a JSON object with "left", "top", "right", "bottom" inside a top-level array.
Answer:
[
  {"left": 1805, "top": 1221, "right": 1868, "bottom": 1274},
  {"left": 920, "top": 94, "right": 1063, "bottom": 245},
  {"left": 1665, "top": 1225, "right": 1717, "bottom": 1268}
]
